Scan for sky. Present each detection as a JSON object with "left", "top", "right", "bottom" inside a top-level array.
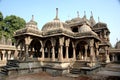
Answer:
[{"left": 0, "top": 0, "right": 120, "bottom": 46}]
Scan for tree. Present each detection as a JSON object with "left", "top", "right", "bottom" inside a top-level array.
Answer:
[
  {"left": 0, "top": 12, "right": 3, "bottom": 21},
  {"left": 3, "top": 15, "right": 26, "bottom": 43}
]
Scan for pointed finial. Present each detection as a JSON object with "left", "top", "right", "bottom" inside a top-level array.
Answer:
[
  {"left": 77, "top": 11, "right": 79, "bottom": 17},
  {"left": 54, "top": 8, "right": 59, "bottom": 20},
  {"left": 91, "top": 11, "right": 93, "bottom": 17},
  {"left": 32, "top": 15, "right": 34, "bottom": 21},
  {"left": 84, "top": 11, "right": 86, "bottom": 18},
  {"left": 98, "top": 16, "right": 100, "bottom": 22},
  {"left": 117, "top": 38, "right": 118, "bottom": 42}
]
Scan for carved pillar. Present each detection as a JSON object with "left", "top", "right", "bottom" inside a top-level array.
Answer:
[
  {"left": 105, "top": 46, "right": 110, "bottom": 63},
  {"left": 7, "top": 51, "right": 11, "bottom": 60},
  {"left": 59, "top": 45, "right": 63, "bottom": 61},
  {"left": 25, "top": 37, "right": 32, "bottom": 61},
  {"left": 89, "top": 39, "right": 95, "bottom": 61},
  {"left": 14, "top": 48, "right": 18, "bottom": 59},
  {"left": 2, "top": 50, "right": 6, "bottom": 61},
  {"left": 52, "top": 46, "right": 55, "bottom": 61},
  {"left": 25, "top": 44, "right": 29, "bottom": 60},
  {"left": 73, "top": 43, "right": 76, "bottom": 60},
  {"left": 84, "top": 45, "right": 88, "bottom": 60},
  {"left": 51, "top": 38, "right": 56, "bottom": 61},
  {"left": 95, "top": 42, "right": 99, "bottom": 56},
  {"left": 59, "top": 37, "right": 64, "bottom": 61},
  {"left": 41, "top": 47, "right": 44, "bottom": 60},
  {"left": 65, "top": 46, "right": 69, "bottom": 60},
  {"left": 65, "top": 39, "right": 70, "bottom": 60}
]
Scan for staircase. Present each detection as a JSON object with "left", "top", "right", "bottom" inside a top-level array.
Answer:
[
  {"left": 0, "top": 60, "right": 19, "bottom": 75},
  {"left": 70, "top": 61, "right": 88, "bottom": 74}
]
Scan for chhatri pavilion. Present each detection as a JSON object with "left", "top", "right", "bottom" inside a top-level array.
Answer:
[{"left": 0, "top": 8, "right": 119, "bottom": 75}]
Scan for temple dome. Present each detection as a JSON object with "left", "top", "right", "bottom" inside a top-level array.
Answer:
[
  {"left": 79, "top": 23, "right": 92, "bottom": 33},
  {"left": 42, "top": 8, "right": 71, "bottom": 31},
  {"left": 42, "top": 19, "right": 70, "bottom": 31},
  {"left": 115, "top": 41, "right": 120, "bottom": 49},
  {"left": 26, "top": 15, "right": 38, "bottom": 30}
]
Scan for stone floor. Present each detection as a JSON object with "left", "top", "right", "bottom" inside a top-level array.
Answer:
[
  {"left": 0, "top": 63, "right": 120, "bottom": 80},
  {"left": 0, "top": 72, "right": 92, "bottom": 80}
]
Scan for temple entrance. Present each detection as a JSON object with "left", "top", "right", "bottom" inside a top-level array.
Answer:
[{"left": 76, "top": 41, "right": 88, "bottom": 60}]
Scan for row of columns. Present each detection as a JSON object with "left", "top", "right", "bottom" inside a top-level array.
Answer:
[{"left": 24, "top": 37, "right": 99, "bottom": 62}]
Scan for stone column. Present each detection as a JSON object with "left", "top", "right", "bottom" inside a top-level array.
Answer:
[
  {"left": 7, "top": 51, "right": 11, "bottom": 60},
  {"left": 112, "top": 54, "right": 114, "bottom": 62},
  {"left": 25, "top": 44, "right": 29, "bottom": 60},
  {"left": 89, "top": 39, "right": 95, "bottom": 62},
  {"left": 59, "top": 45, "right": 63, "bottom": 61},
  {"left": 65, "top": 46, "right": 69, "bottom": 60},
  {"left": 105, "top": 46, "right": 110, "bottom": 63},
  {"left": 52, "top": 46, "right": 55, "bottom": 61},
  {"left": 65, "top": 39, "right": 70, "bottom": 60},
  {"left": 73, "top": 45, "right": 76, "bottom": 61},
  {"left": 2, "top": 50, "right": 6, "bottom": 61},
  {"left": 84, "top": 45, "right": 88, "bottom": 61},
  {"left": 59, "top": 37, "right": 64, "bottom": 62},
  {"left": 95, "top": 42, "right": 99, "bottom": 56},
  {"left": 25, "top": 36, "right": 32, "bottom": 61},
  {"left": 41, "top": 47, "right": 44, "bottom": 60},
  {"left": 14, "top": 49, "right": 18, "bottom": 59}
]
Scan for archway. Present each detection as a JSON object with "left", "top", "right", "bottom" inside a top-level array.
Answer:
[
  {"left": 68, "top": 41, "right": 73, "bottom": 58},
  {"left": 29, "top": 39, "right": 41, "bottom": 58},
  {"left": 44, "top": 40, "right": 52, "bottom": 59},
  {"left": 76, "top": 41, "right": 88, "bottom": 60},
  {"left": 55, "top": 38, "right": 59, "bottom": 58}
]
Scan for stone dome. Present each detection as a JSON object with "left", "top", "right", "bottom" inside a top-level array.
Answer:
[
  {"left": 42, "top": 19, "right": 70, "bottom": 31},
  {"left": 115, "top": 41, "right": 120, "bottom": 49},
  {"left": 26, "top": 15, "right": 38, "bottom": 30},
  {"left": 42, "top": 8, "right": 71, "bottom": 31},
  {"left": 79, "top": 22, "right": 92, "bottom": 33}
]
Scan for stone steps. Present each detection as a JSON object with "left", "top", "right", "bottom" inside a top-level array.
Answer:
[{"left": 0, "top": 60, "right": 19, "bottom": 75}]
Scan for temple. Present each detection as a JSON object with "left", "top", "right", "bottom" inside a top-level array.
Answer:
[{"left": 0, "top": 8, "right": 120, "bottom": 75}]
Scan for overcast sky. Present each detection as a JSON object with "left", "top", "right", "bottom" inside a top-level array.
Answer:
[{"left": 0, "top": 0, "right": 120, "bottom": 46}]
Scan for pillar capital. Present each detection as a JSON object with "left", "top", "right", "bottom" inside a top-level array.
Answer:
[
  {"left": 59, "top": 37, "right": 64, "bottom": 46},
  {"left": 85, "top": 44, "right": 88, "bottom": 50},
  {"left": 95, "top": 42, "right": 99, "bottom": 49},
  {"left": 25, "top": 36, "right": 32, "bottom": 45},
  {"left": 65, "top": 39, "right": 70, "bottom": 47},
  {"left": 89, "top": 39, "right": 94, "bottom": 47}
]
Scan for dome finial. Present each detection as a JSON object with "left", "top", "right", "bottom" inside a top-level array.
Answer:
[
  {"left": 54, "top": 8, "right": 59, "bottom": 20},
  {"left": 77, "top": 11, "right": 79, "bottom": 17},
  {"left": 98, "top": 16, "right": 100, "bottom": 22},
  {"left": 31, "top": 15, "right": 34, "bottom": 21},
  {"left": 84, "top": 11, "right": 86, "bottom": 18},
  {"left": 91, "top": 11, "right": 93, "bottom": 17}
]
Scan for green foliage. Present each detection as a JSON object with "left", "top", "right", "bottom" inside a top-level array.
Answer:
[
  {"left": 0, "top": 12, "right": 3, "bottom": 21},
  {"left": 0, "top": 12, "right": 26, "bottom": 43}
]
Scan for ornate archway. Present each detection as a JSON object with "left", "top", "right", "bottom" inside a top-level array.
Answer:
[
  {"left": 29, "top": 39, "right": 42, "bottom": 58},
  {"left": 76, "top": 41, "right": 88, "bottom": 60}
]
